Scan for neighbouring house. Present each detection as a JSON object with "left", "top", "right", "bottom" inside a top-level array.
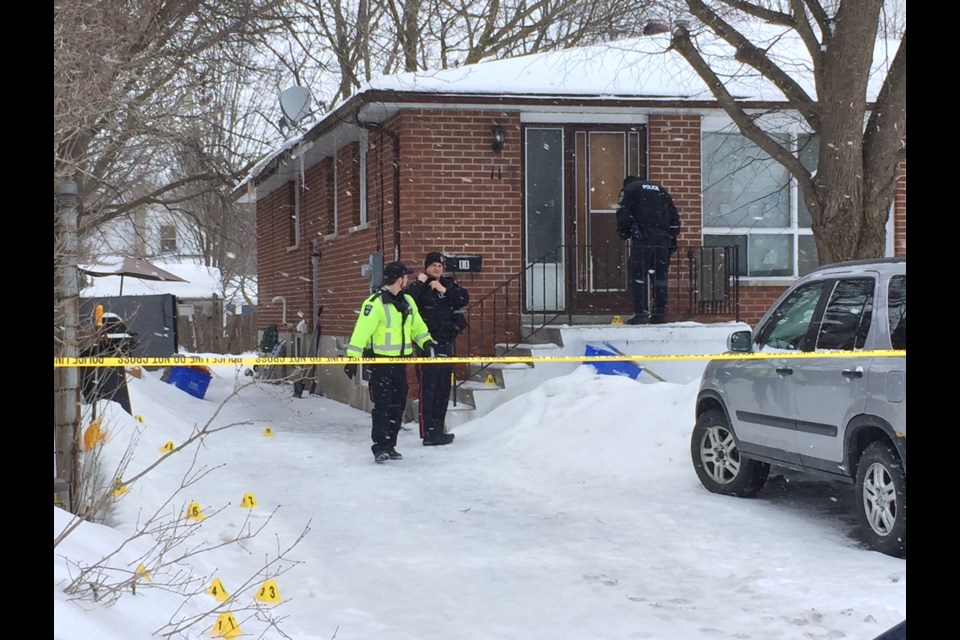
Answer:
[
  {"left": 80, "top": 257, "right": 259, "bottom": 354},
  {"left": 236, "top": 29, "right": 905, "bottom": 409}
]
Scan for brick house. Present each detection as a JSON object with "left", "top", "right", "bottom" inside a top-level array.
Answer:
[{"left": 237, "top": 34, "right": 905, "bottom": 408}]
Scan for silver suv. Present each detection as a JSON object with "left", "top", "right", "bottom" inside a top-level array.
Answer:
[{"left": 692, "top": 258, "right": 906, "bottom": 557}]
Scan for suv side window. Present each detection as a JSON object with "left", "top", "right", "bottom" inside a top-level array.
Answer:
[
  {"left": 756, "top": 282, "right": 824, "bottom": 351},
  {"left": 814, "top": 278, "right": 875, "bottom": 350},
  {"left": 888, "top": 274, "right": 906, "bottom": 349}
]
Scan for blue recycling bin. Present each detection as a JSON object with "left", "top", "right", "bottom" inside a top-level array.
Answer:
[
  {"left": 167, "top": 366, "right": 212, "bottom": 399},
  {"left": 584, "top": 344, "right": 643, "bottom": 380}
]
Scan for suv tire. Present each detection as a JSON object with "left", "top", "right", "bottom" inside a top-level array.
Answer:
[
  {"left": 691, "top": 408, "right": 769, "bottom": 497},
  {"left": 855, "top": 441, "right": 906, "bottom": 557}
]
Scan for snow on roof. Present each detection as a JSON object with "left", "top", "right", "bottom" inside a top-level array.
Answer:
[{"left": 362, "top": 28, "right": 898, "bottom": 102}]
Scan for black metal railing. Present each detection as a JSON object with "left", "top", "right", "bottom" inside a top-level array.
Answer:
[{"left": 452, "top": 244, "right": 740, "bottom": 397}]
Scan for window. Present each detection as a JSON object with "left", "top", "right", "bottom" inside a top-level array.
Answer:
[
  {"left": 287, "top": 180, "right": 300, "bottom": 247},
  {"left": 815, "top": 278, "right": 874, "bottom": 351},
  {"left": 888, "top": 275, "right": 906, "bottom": 350},
  {"left": 160, "top": 225, "right": 177, "bottom": 253},
  {"left": 756, "top": 281, "right": 824, "bottom": 351},
  {"left": 702, "top": 131, "right": 818, "bottom": 278},
  {"left": 359, "top": 131, "right": 368, "bottom": 226}
]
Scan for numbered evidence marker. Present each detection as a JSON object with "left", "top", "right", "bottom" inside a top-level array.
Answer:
[
  {"left": 484, "top": 374, "right": 496, "bottom": 386},
  {"left": 160, "top": 441, "right": 175, "bottom": 453},
  {"left": 207, "top": 577, "right": 229, "bottom": 602},
  {"left": 239, "top": 493, "right": 258, "bottom": 509},
  {"left": 185, "top": 501, "right": 206, "bottom": 522},
  {"left": 254, "top": 579, "right": 282, "bottom": 603},
  {"left": 263, "top": 426, "right": 275, "bottom": 437},
  {"left": 210, "top": 612, "right": 242, "bottom": 638},
  {"left": 135, "top": 415, "right": 145, "bottom": 424},
  {"left": 611, "top": 315, "right": 624, "bottom": 325}
]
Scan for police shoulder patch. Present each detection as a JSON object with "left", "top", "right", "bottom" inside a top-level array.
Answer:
[{"left": 363, "top": 304, "right": 374, "bottom": 316}]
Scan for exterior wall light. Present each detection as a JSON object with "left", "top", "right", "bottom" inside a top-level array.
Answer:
[{"left": 491, "top": 122, "right": 505, "bottom": 154}]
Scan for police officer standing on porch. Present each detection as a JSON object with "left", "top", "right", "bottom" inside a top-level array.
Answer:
[
  {"left": 616, "top": 176, "right": 681, "bottom": 324},
  {"left": 404, "top": 252, "right": 470, "bottom": 446},
  {"left": 344, "top": 261, "right": 436, "bottom": 463}
]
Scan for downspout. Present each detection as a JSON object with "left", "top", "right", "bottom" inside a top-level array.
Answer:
[{"left": 356, "top": 117, "right": 401, "bottom": 261}]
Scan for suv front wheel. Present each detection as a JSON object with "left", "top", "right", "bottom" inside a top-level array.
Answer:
[
  {"left": 855, "top": 441, "right": 906, "bottom": 557},
  {"left": 691, "top": 408, "right": 769, "bottom": 497}
]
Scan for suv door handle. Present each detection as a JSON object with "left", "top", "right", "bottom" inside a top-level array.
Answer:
[
  {"left": 842, "top": 367, "right": 864, "bottom": 379},
  {"left": 776, "top": 367, "right": 793, "bottom": 375}
]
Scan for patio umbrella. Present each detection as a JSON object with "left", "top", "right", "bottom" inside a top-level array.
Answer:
[{"left": 79, "top": 256, "right": 189, "bottom": 295}]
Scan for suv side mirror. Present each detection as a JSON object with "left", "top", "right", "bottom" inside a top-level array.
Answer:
[{"left": 728, "top": 330, "right": 753, "bottom": 353}]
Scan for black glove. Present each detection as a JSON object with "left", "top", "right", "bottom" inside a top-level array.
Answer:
[
  {"left": 421, "top": 340, "right": 437, "bottom": 358},
  {"left": 344, "top": 363, "right": 357, "bottom": 380}
]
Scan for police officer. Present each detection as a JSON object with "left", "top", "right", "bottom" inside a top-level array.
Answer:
[
  {"left": 404, "top": 252, "right": 470, "bottom": 446},
  {"left": 616, "top": 176, "right": 681, "bottom": 324},
  {"left": 344, "top": 261, "right": 436, "bottom": 463}
]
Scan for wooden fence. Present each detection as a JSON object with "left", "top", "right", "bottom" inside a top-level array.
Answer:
[{"left": 176, "top": 302, "right": 257, "bottom": 354}]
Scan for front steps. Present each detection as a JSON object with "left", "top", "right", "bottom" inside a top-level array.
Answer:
[{"left": 417, "top": 321, "right": 750, "bottom": 431}]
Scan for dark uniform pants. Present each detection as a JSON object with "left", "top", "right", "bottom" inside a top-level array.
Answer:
[
  {"left": 368, "top": 363, "right": 408, "bottom": 455},
  {"left": 630, "top": 242, "right": 671, "bottom": 319},
  {"left": 416, "top": 342, "right": 453, "bottom": 440}
]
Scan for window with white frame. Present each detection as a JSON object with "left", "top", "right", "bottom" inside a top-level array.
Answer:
[
  {"left": 359, "top": 131, "right": 368, "bottom": 226},
  {"left": 702, "top": 130, "right": 819, "bottom": 278},
  {"left": 159, "top": 224, "right": 177, "bottom": 253}
]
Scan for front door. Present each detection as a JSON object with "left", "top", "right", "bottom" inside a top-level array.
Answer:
[
  {"left": 569, "top": 127, "right": 645, "bottom": 313},
  {"left": 522, "top": 125, "right": 645, "bottom": 314}
]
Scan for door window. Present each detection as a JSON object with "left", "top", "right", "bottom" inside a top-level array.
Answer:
[
  {"left": 756, "top": 282, "right": 824, "bottom": 351},
  {"left": 888, "top": 274, "right": 906, "bottom": 349},
  {"left": 814, "top": 278, "right": 875, "bottom": 350}
]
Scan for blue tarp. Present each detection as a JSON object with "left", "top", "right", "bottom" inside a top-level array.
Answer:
[{"left": 584, "top": 344, "right": 643, "bottom": 380}]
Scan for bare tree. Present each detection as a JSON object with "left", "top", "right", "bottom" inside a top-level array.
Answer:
[
  {"left": 670, "top": 1, "right": 905, "bottom": 263},
  {"left": 280, "top": 0, "right": 660, "bottom": 104},
  {"left": 54, "top": 0, "right": 289, "bottom": 511}
]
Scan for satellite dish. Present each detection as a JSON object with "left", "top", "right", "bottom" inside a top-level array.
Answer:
[{"left": 279, "top": 86, "right": 312, "bottom": 127}]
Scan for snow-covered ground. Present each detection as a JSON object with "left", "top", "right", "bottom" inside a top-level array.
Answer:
[{"left": 54, "top": 361, "right": 906, "bottom": 639}]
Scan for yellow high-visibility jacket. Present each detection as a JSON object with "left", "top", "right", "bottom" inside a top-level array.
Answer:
[{"left": 346, "top": 289, "right": 433, "bottom": 358}]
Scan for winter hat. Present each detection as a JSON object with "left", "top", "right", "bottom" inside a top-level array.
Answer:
[
  {"left": 383, "top": 261, "right": 414, "bottom": 282},
  {"left": 424, "top": 252, "right": 445, "bottom": 268}
]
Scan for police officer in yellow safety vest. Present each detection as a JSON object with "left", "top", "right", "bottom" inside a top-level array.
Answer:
[{"left": 344, "top": 260, "right": 436, "bottom": 463}]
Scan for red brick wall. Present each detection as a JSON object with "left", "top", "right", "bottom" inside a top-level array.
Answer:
[
  {"left": 395, "top": 109, "right": 523, "bottom": 325},
  {"left": 893, "top": 162, "right": 906, "bottom": 257},
  {"left": 257, "top": 110, "right": 908, "bottom": 336}
]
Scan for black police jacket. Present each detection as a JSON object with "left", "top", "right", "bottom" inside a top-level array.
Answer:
[
  {"left": 616, "top": 179, "right": 681, "bottom": 247},
  {"left": 404, "top": 275, "right": 470, "bottom": 344}
]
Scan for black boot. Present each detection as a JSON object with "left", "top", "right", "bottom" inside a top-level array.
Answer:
[
  {"left": 387, "top": 447, "right": 403, "bottom": 460},
  {"left": 627, "top": 314, "right": 649, "bottom": 325},
  {"left": 423, "top": 432, "right": 455, "bottom": 446}
]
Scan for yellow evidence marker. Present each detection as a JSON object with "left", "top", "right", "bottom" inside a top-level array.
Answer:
[
  {"left": 239, "top": 493, "right": 258, "bottom": 509},
  {"left": 263, "top": 426, "right": 274, "bottom": 437},
  {"left": 254, "top": 579, "right": 282, "bottom": 603},
  {"left": 210, "top": 612, "right": 242, "bottom": 638},
  {"left": 185, "top": 502, "right": 206, "bottom": 522},
  {"left": 113, "top": 480, "right": 128, "bottom": 498},
  {"left": 83, "top": 419, "right": 104, "bottom": 451},
  {"left": 611, "top": 315, "right": 624, "bottom": 325},
  {"left": 207, "top": 577, "right": 229, "bottom": 602},
  {"left": 136, "top": 564, "right": 152, "bottom": 582},
  {"left": 160, "top": 441, "right": 175, "bottom": 453},
  {"left": 484, "top": 374, "right": 496, "bottom": 385}
]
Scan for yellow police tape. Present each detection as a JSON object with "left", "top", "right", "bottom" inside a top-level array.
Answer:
[{"left": 53, "top": 350, "right": 905, "bottom": 368}]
